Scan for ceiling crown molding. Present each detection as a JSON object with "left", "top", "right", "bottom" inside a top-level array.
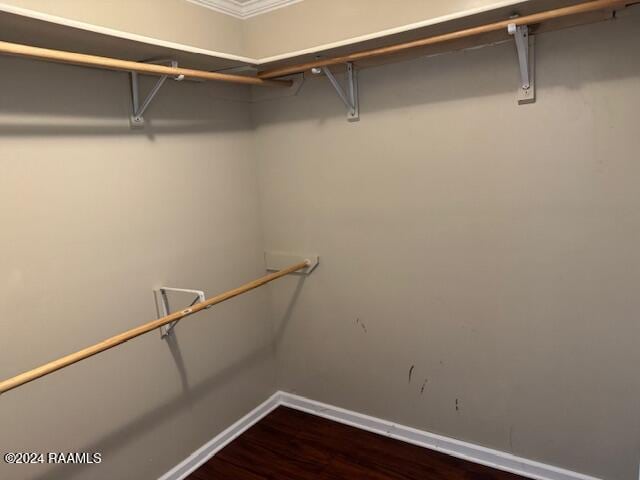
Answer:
[{"left": 187, "top": 0, "right": 303, "bottom": 19}]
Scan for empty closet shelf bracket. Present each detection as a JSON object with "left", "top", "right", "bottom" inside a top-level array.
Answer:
[
  {"left": 508, "top": 23, "right": 535, "bottom": 105},
  {"left": 130, "top": 59, "right": 184, "bottom": 127},
  {"left": 0, "top": 259, "right": 312, "bottom": 395},
  {"left": 313, "top": 63, "right": 359, "bottom": 122},
  {"left": 154, "top": 287, "right": 207, "bottom": 338}
]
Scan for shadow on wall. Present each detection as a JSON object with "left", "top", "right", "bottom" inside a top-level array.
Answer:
[
  {"left": 0, "top": 56, "right": 252, "bottom": 137},
  {"left": 166, "top": 333, "right": 190, "bottom": 394},
  {"left": 27, "top": 342, "right": 271, "bottom": 480},
  {"left": 273, "top": 275, "right": 307, "bottom": 346},
  {"left": 253, "top": 12, "right": 640, "bottom": 125}
]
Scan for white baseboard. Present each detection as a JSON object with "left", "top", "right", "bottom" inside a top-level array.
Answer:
[
  {"left": 159, "top": 390, "right": 602, "bottom": 480},
  {"left": 278, "top": 392, "right": 602, "bottom": 480},
  {"left": 158, "top": 392, "right": 281, "bottom": 480}
]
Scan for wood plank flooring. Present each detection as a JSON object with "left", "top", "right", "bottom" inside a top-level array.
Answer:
[{"left": 187, "top": 406, "right": 527, "bottom": 480}]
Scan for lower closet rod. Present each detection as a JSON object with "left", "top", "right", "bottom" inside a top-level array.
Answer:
[{"left": 0, "top": 260, "right": 309, "bottom": 395}]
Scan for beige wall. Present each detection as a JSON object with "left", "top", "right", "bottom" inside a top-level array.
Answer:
[
  {"left": 243, "top": 0, "right": 522, "bottom": 59},
  {"left": 254, "top": 12, "right": 640, "bottom": 480},
  {"left": 0, "top": 58, "right": 275, "bottom": 479},
  {"left": 0, "top": 0, "right": 521, "bottom": 60},
  {"left": 0, "top": 0, "right": 245, "bottom": 56},
  {"left": 0, "top": 0, "right": 561, "bottom": 63}
]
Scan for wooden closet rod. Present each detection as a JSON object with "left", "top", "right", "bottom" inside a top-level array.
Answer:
[
  {"left": 0, "top": 40, "right": 292, "bottom": 87},
  {"left": 0, "top": 260, "right": 309, "bottom": 395},
  {"left": 259, "top": 0, "right": 628, "bottom": 79}
]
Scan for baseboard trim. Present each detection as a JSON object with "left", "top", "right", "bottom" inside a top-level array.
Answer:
[
  {"left": 278, "top": 392, "right": 602, "bottom": 480},
  {"left": 159, "top": 390, "right": 602, "bottom": 480},
  {"left": 158, "top": 392, "right": 281, "bottom": 480}
]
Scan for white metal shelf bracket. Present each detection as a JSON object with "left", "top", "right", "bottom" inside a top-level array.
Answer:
[
  {"left": 314, "top": 62, "right": 359, "bottom": 121},
  {"left": 130, "top": 59, "right": 184, "bottom": 128},
  {"left": 154, "top": 287, "right": 207, "bottom": 338},
  {"left": 508, "top": 23, "right": 535, "bottom": 105}
]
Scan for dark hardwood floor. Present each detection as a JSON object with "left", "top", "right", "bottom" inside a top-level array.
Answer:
[{"left": 187, "top": 406, "right": 527, "bottom": 479}]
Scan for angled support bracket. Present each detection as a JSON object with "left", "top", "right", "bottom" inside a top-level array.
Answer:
[
  {"left": 130, "top": 59, "right": 184, "bottom": 128},
  {"left": 318, "top": 63, "right": 359, "bottom": 122},
  {"left": 154, "top": 287, "right": 207, "bottom": 338},
  {"left": 508, "top": 23, "right": 535, "bottom": 105}
]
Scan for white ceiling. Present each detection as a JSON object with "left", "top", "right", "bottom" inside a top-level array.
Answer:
[{"left": 187, "top": 0, "right": 303, "bottom": 19}]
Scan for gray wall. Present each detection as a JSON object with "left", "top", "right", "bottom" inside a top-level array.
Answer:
[
  {"left": 254, "top": 12, "right": 640, "bottom": 480},
  {"left": 0, "top": 57, "right": 275, "bottom": 479}
]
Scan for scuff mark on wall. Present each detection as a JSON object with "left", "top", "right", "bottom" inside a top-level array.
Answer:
[
  {"left": 355, "top": 318, "right": 367, "bottom": 333},
  {"left": 408, "top": 365, "right": 415, "bottom": 384},
  {"left": 455, "top": 399, "right": 460, "bottom": 412},
  {"left": 420, "top": 379, "right": 428, "bottom": 394}
]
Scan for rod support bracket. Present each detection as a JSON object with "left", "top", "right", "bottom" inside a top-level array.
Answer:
[
  {"left": 130, "top": 59, "right": 181, "bottom": 128},
  {"left": 154, "top": 287, "right": 208, "bottom": 338},
  {"left": 318, "top": 62, "right": 359, "bottom": 122},
  {"left": 265, "top": 252, "right": 320, "bottom": 275},
  {"left": 508, "top": 23, "right": 535, "bottom": 105}
]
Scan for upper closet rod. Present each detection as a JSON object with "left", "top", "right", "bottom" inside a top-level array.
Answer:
[
  {"left": 259, "top": 0, "right": 628, "bottom": 79},
  {"left": 0, "top": 40, "right": 291, "bottom": 87},
  {"left": 0, "top": 260, "right": 309, "bottom": 395}
]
